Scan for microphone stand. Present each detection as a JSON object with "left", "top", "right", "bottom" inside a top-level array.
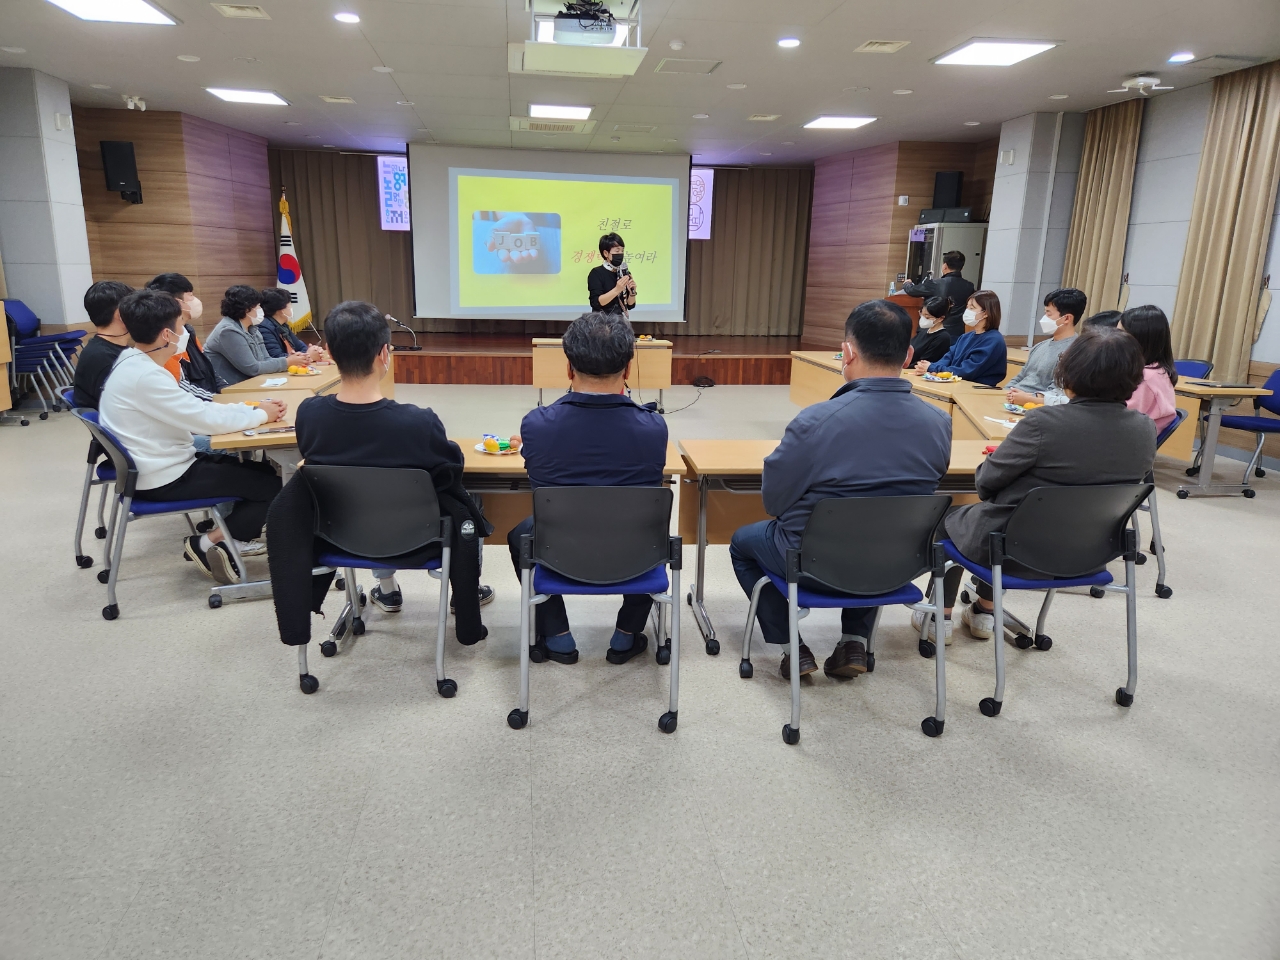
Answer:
[{"left": 386, "top": 314, "right": 422, "bottom": 350}]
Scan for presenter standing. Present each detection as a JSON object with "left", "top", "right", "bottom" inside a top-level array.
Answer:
[{"left": 587, "top": 232, "right": 636, "bottom": 317}]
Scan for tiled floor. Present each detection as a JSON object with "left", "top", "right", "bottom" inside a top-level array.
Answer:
[{"left": 1, "top": 383, "right": 1278, "bottom": 959}]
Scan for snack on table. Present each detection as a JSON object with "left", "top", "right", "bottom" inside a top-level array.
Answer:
[
  {"left": 1022, "top": 401, "right": 1042, "bottom": 409},
  {"left": 480, "top": 433, "right": 523, "bottom": 454}
]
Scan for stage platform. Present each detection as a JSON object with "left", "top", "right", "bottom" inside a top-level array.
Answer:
[{"left": 392, "top": 333, "right": 809, "bottom": 386}]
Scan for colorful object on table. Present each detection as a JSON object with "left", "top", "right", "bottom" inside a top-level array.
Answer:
[
  {"left": 923, "top": 371, "right": 956, "bottom": 382},
  {"left": 287, "top": 365, "right": 318, "bottom": 375},
  {"left": 478, "top": 433, "right": 522, "bottom": 455},
  {"left": 983, "top": 445, "right": 998, "bottom": 455}
]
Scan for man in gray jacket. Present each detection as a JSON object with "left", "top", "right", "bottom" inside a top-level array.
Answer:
[
  {"left": 729, "top": 300, "right": 952, "bottom": 681},
  {"left": 1006, "top": 287, "right": 1086, "bottom": 404},
  {"left": 203, "top": 285, "right": 309, "bottom": 386}
]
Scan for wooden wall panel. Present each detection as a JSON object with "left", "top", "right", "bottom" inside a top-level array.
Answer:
[{"left": 181, "top": 116, "right": 234, "bottom": 181}]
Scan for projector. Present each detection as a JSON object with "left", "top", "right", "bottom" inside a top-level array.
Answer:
[{"left": 552, "top": 11, "right": 617, "bottom": 45}]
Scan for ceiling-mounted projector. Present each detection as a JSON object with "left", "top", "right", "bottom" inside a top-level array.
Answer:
[
  {"left": 553, "top": 10, "right": 617, "bottom": 46},
  {"left": 514, "top": 0, "right": 646, "bottom": 78}
]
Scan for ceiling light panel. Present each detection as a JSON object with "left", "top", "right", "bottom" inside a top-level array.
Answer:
[
  {"left": 935, "top": 39, "right": 1056, "bottom": 66},
  {"left": 804, "top": 116, "right": 876, "bottom": 129},
  {"left": 530, "top": 104, "right": 592, "bottom": 120},
  {"left": 207, "top": 87, "right": 288, "bottom": 104},
  {"left": 46, "top": 0, "right": 176, "bottom": 24}
]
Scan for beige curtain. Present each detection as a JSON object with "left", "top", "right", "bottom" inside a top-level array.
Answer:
[
  {"left": 1172, "top": 61, "right": 1280, "bottom": 381},
  {"left": 1062, "top": 98, "right": 1145, "bottom": 313},
  {"left": 684, "top": 167, "right": 812, "bottom": 335}
]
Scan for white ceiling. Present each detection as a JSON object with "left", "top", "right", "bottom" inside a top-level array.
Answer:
[{"left": 1, "top": 0, "right": 1277, "bottom": 163}]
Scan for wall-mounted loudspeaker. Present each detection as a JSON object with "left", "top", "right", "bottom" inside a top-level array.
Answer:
[
  {"left": 100, "top": 140, "right": 143, "bottom": 204},
  {"left": 933, "top": 171, "right": 963, "bottom": 210}
]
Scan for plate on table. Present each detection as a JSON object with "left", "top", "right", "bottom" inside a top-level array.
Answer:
[
  {"left": 474, "top": 443, "right": 521, "bottom": 456},
  {"left": 1003, "top": 402, "right": 1026, "bottom": 415},
  {"left": 288, "top": 367, "right": 321, "bottom": 377},
  {"left": 922, "top": 372, "right": 958, "bottom": 383}
]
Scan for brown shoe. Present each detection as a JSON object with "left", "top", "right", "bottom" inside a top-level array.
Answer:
[
  {"left": 824, "top": 638, "right": 868, "bottom": 679},
  {"left": 780, "top": 642, "right": 818, "bottom": 680}
]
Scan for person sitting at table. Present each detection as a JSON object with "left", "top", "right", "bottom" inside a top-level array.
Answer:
[
  {"left": 507, "top": 311, "right": 667, "bottom": 665},
  {"left": 1006, "top": 287, "right": 1085, "bottom": 406},
  {"left": 258, "top": 287, "right": 325, "bottom": 362},
  {"left": 914, "top": 290, "right": 1007, "bottom": 386},
  {"left": 907, "top": 296, "right": 953, "bottom": 367},
  {"left": 1041, "top": 311, "right": 1125, "bottom": 406},
  {"left": 204, "top": 285, "right": 309, "bottom": 386},
  {"left": 1117, "top": 305, "right": 1179, "bottom": 432},
  {"left": 926, "top": 326, "right": 1156, "bottom": 641},
  {"left": 269, "top": 300, "right": 492, "bottom": 646},
  {"left": 99, "top": 289, "right": 286, "bottom": 584},
  {"left": 72, "top": 280, "right": 133, "bottom": 408},
  {"left": 732, "top": 299, "right": 951, "bottom": 677},
  {"left": 148, "top": 272, "right": 227, "bottom": 398}
]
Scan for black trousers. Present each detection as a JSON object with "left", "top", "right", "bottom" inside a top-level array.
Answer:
[
  {"left": 507, "top": 515, "right": 652, "bottom": 638},
  {"left": 137, "top": 453, "right": 281, "bottom": 542},
  {"left": 942, "top": 566, "right": 993, "bottom": 608}
]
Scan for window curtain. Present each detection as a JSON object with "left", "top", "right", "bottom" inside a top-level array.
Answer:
[
  {"left": 1172, "top": 60, "right": 1280, "bottom": 382},
  {"left": 1062, "top": 98, "right": 1145, "bottom": 313}
]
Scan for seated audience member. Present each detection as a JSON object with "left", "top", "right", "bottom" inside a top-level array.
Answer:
[
  {"left": 258, "top": 287, "right": 324, "bottom": 362},
  {"left": 732, "top": 300, "right": 951, "bottom": 677},
  {"left": 1118, "top": 305, "right": 1179, "bottom": 432},
  {"left": 914, "top": 290, "right": 1007, "bottom": 386},
  {"left": 286, "top": 300, "right": 491, "bottom": 638},
  {"left": 908, "top": 296, "right": 953, "bottom": 366},
  {"left": 204, "top": 285, "right": 308, "bottom": 385},
  {"left": 99, "top": 290, "right": 285, "bottom": 584},
  {"left": 928, "top": 327, "right": 1157, "bottom": 641},
  {"left": 508, "top": 311, "right": 667, "bottom": 665},
  {"left": 71, "top": 281, "right": 133, "bottom": 408},
  {"left": 147, "top": 272, "right": 226, "bottom": 398},
  {"left": 1042, "top": 311, "right": 1125, "bottom": 406},
  {"left": 1006, "top": 287, "right": 1086, "bottom": 406}
]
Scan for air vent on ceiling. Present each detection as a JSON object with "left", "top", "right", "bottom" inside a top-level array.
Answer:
[
  {"left": 613, "top": 123, "right": 656, "bottom": 133},
  {"left": 1185, "top": 54, "right": 1265, "bottom": 72},
  {"left": 749, "top": 114, "right": 780, "bottom": 122},
  {"left": 320, "top": 96, "right": 356, "bottom": 104},
  {"left": 655, "top": 58, "right": 722, "bottom": 75},
  {"left": 854, "top": 40, "right": 909, "bottom": 54},
  {"left": 211, "top": 3, "right": 271, "bottom": 18},
  {"left": 510, "top": 117, "right": 597, "bottom": 134}
]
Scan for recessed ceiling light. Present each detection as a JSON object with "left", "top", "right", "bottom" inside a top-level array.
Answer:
[
  {"left": 726, "top": 82, "right": 747, "bottom": 89},
  {"left": 668, "top": 39, "right": 684, "bottom": 50},
  {"left": 804, "top": 116, "right": 876, "bottom": 129},
  {"left": 893, "top": 89, "right": 912, "bottom": 95},
  {"left": 530, "top": 103, "right": 591, "bottom": 120},
  {"left": 45, "top": 0, "right": 176, "bottom": 24},
  {"left": 1, "top": 46, "right": 28, "bottom": 54},
  {"left": 692, "top": 113, "right": 709, "bottom": 119},
  {"left": 207, "top": 87, "right": 288, "bottom": 105},
  {"left": 396, "top": 100, "right": 414, "bottom": 106},
  {"left": 177, "top": 54, "right": 200, "bottom": 61},
  {"left": 964, "top": 121, "right": 981, "bottom": 126},
  {"left": 1168, "top": 51, "right": 1195, "bottom": 63},
  {"left": 91, "top": 83, "right": 111, "bottom": 89},
  {"left": 1049, "top": 93, "right": 1069, "bottom": 99},
  {"left": 334, "top": 12, "right": 360, "bottom": 23},
  {"left": 777, "top": 38, "right": 800, "bottom": 48},
  {"left": 372, "top": 65, "right": 393, "bottom": 73},
  {"left": 935, "top": 39, "right": 1057, "bottom": 66}
]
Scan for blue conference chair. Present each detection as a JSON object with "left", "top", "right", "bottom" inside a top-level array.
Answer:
[
  {"left": 1174, "top": 359, "right": 1213, "bottom": 380},
  {"left": 63, "top": 389, "right": 116, "bottom": 568},
  {"left": 1218, "top": 368, "right": 1280, "bottom": 496},
  {"left": 72, "top": 408, "right": 244, "bottom": 620},
  {"left": 6, "top": 299, "right": 84, "bottom": 414},
  {"left": 297, "top": 464, "right": 455, "bottom": 698},
  {"left": 942, "top": 483, "right": 1151, "bottom": 718},
  {"left": 510, "top": 486, "right": 681, "bottom": 734},
  {"left": 740, "top": 494, "right": 952, "bottom": 742}
]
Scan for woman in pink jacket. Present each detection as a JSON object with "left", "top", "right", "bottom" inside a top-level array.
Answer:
[{"left": 1118, "top": 305, "right": 1178, "bottom": 432}]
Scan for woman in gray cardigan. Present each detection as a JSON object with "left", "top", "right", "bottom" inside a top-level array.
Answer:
[
  {"left": 203, "top": 285, "right": 308, "bottom": 385},
  {"left": 921, "top": 326, "right": 1157, "bottom": 643}
]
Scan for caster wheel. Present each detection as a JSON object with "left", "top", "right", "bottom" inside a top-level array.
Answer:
[
  {"left": 20, "top": 419, "right": 29, "bottom": 426},
  {"left": 739, "top": 659, "right": 753, "bottom": 679},
  {"left": 782, "top": 724, "right": 800, "bottom": 745},
  {"left": 351, "top": 617, "right": 365, "bottom": 636},
  {"left": 658, "top": 711, "right": 678, "bottom": 734},
  {"left": 1149, "top": 540, "right": 1157, "bottom": 554},
  {"left": 1014, "top": 632, "right": 1034, "bottom": 650},
  {"left": 334, "top": 577, "right": 345, "bottom": 591},
  {"left": 196, "top": 518, "right": 215, "bottom": 533},
  {"left": 358, "top": 590, "right": 367, "bottom": 608},
  {"left": 97, "top": 569, "right": 110, "bottom": 584},
  {"left": 1089, "top": 585, "right": 1106, "bottom": 598},
  {"left": 299, "top": 674, "right": 319, "bottom": 694},
  {"left": 1256, "top": 467, "right": 1267, "bottom": 478},
  {"left": 921, "top": 716, "right": 944, "bottom": 738},
  {"left": 1243, "top": 488, "right": 1256, "bottom": 499},
  {"left": 507, "top": 708, "right": 528, "bottom": 730},
  {"left": 655, "top": 643, "right": 671, "bottom": 665},
  {"left": 102, "top": 603, "right": 119, "bottom": 621},
  {"left": 529, "top": 644, "right": 546, "bottom": 663},
  {"left": 208, "top": 594, "right": 222, "bottom": 609},
  {"left": 76, "top": 554, "right": 93, "bottom": 568},
  {"left": 320, "top": 639, "right": 337, "bottom": 658},
  {"left": 1176, "top": 489, "right": 1189, "bottom": 499},
  {"left": 94, "top": 526, "right": 106, "bottom": 539},
  {"left": 918, "top": 638, "right": 936, "bottom": 659},
  {"left": 1134, "top": 552, "right": 1147, "bottom": 565},
  {"left": 39, "top": 411, "right": 48, "bottom": 421},
  {"left": 1155, "top": 584, "right": 1173, "bottom": 599},
  {"left": 685, "top": 591, "right": 692, "bottom": 606},
  {"left": 1115, "top": 687, "right": 1134, "bottom": 707},
  {"left": 1034, "top": 634, "right": 1053, "bottom": 651},
  {"left": 1185, "top": 465, "right": 1200, "bottom": 477},
  {"left": 979, "top": 697, "right": 1002, "bottom": 717},
  {"left": 437, "top": 678, "right": 457, "bottom": 698},
  {"left": 705, "top": 638, "right": 720, "bottom": 656},
  {"left": 959, "top": 589, "right": 972, "bottom": 605},
  {"left": 866, "top": 652, "right": 875, "bottom": 673}
]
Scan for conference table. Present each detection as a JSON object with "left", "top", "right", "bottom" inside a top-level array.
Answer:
[
  {"left": 533, "top": 337, "right": 672, "bottom": 410},
  {"left": 1174, "top": 379, "right": 1274, "bottom": 498},
  {"left": 678, "top": 438, "right": 999, "bottom": 652}
]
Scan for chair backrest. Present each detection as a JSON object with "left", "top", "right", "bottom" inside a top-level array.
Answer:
[
  {"left": 72, "top": 408, "right": 138, "bottom": 497},
  {"left": 532, "top": 486, "right": 672, "bottom": 584},
  {"left": 1257, "top": 368, "right": 1280, "bottom": 417},
  {"left": 1174, "top": 359, "right": 1213, "bottom": 380},
  {"left": 1003, "top": 484, "right": 1152, "bottom": 578},
  {"left": 1155, "top": 408, "right": 1188, "bottom": 448},
  {"left": 4, "top": 299, "right": 41, "bottom": 339},
  {"left": 60, "top": 386, "right": 75, "bottom": 407},
  {"left": 301, "top": 465, "right": 444, "bottom": 559},
  {"left": 797, "top": 494, "right": 951, "bottom": 595}
]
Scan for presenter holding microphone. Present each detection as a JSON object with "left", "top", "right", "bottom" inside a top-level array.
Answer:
[{"left": 587, "top": 232, "right": 636, "bottom": 317}]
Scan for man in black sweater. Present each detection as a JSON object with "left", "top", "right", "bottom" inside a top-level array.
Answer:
[
  {"left": 71, "top": 280, "right": 133, "bottom": 408},
  {"left": 586, "top": 231, "right": 636, "bottom": 316},
  {"left": 902, "top": 250, "right": 976, "bottom": 340}
]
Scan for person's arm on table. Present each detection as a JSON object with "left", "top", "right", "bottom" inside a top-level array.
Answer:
[
  {"left": 146, "top": 364, "right": 280, "bottom": 435},
  {"left": 945, "top": 335, "right": 1003, "bottom": 380},
  {"left": 973, "top": 415, "right": 1040, "bottom": 500}
]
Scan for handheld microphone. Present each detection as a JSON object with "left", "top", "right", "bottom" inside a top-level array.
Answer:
[{"left": 386, "top": 314, "right": 422, "bottom": 351}]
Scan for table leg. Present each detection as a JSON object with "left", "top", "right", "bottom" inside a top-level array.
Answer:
[
  {"left": 689, "top": 473, "right": 717, "bottom": 646},
  {"left": 1179, "top": 397, "right": 1248, "bottom": 497}
]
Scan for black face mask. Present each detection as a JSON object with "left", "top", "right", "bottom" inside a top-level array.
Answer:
[{"left": 610, "top": 253, "right": 624, "bottom": 267}]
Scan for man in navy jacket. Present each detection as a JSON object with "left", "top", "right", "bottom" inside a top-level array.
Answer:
[
  {"left": 730, "top": 299, "right": 951, "bottom": 681},
  {"left": 508, "top": 312, "right": 668, "bottom": 665}
]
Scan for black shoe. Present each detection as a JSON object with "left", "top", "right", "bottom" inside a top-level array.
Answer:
[
  {"left": 183, "top": 536, "right": 215, "bottom": 580},
  {"left": 370, "top": 585, "right": 402, "bottom": 612},
  {"left": 205, "top": 541, "right": 242, "bottom": 585},
  {"left": 605, "top": 632, "right": 649, "bottom": 665},
  {"left": 780, "top": 642, "right": 818, "bottom": 681},
  {"left": 824, "top": 638, "right": 868, "bottom": 679},
  {"left": 531, "top": 637, "right": 579, "bottom": 664},
  {"left": 457, "top": 624, "right": 488, "bottom": 647},
  {"left": 451, "top": 584, "right": 494, "bottom": 613}
]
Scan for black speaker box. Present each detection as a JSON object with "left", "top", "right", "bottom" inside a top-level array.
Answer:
[
  {"left": 933, "top": 170, "right": 963, "bottom": 209},
  {"left": 100, "top": 141, "right": 143, "bottom": 203}
]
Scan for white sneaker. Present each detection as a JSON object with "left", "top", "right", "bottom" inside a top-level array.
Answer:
[
  {"left": 960, "top": 602, "right": 995, "bottom": 640},
  {"left": 911, "top": 608, "right": 953, "bottom": 645},
  {"left": 236, "top": 538, "right": 267, "bottom": 558}
]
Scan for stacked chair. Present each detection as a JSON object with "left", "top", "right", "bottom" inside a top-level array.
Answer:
[{"left": 5, "top": 299, "right": 85, "bottom": 420}]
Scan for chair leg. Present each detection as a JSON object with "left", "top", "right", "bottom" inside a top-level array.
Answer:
[
  {"left": 508, "top": 566, "right": 532, "bottom": 729},
  {"left": 73, "top": 460, "right": 95, "bottom": 566},
  {"left": 1033, "top": 589, "right": 1056, "bottom": 649},
  {"left": 297, "top": 644, "right": 318, "bottom": 694},
  {"left": 95, "top": 484, "right": 109, "bottom": 538},
  {"left": 1117, "top": 558, "right": 1138, "bottom": 707},
  {"left": 435, "top": 547, "right": 456, "bottom": 697},
  {"left": 739, "top": 576, "right": 767, "bottom": 679},
  {"left": 1147, "top": 489, "right": 1171, "bottom": 598},
  {"left": 659, "top": 568, "right": 680, "bottom": 733},
  {"left": 922, "top": 571, "right": 947, "bottom": 737},
  {"left": 101, "top": 499, "right": 131, "bottom": 620},
  {"left": 344, "top": 569, "right": 363, "bottom": 636},
  {"left": 783, "top": 581, "right": 801, "bottom": 744},
  {"left": 981, "top": 563, "right": 1005, "bottom": 716},
  {"left": 1243, "top": 432, "right": 1266, "bottom": 487},
  {"left": 99, "top": 494, "right": 122, "bottom": 588}
]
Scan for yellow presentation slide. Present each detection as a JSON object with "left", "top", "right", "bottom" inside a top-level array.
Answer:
[{"left": 452, "top": 169, "right": 676, "bottom": 311}]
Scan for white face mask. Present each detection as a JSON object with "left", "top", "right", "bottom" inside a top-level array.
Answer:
[
  {"left": 1039, "top": 314, "right": 1058, "bottom": 334},
  {"left": 283, "top": 307, "right": 293, "bottom": 323},
  {"left": 249, "top": 307, "right": 264, "bottom": 325},
  {"left": 171, "top": 326, "right": 190, "bottom": 355},
  {"left": 187, "top": 296, "right": 203, "bottom": 321},
  {"left": 963, "top": 308, "right": 979, "bottom": 327}
]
